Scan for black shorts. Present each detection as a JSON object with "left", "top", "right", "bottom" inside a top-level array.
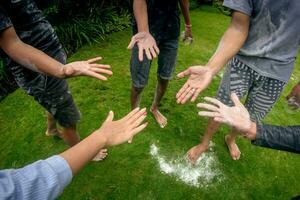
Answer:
[{"left": 4, "top": 22, "right": 80, "bottom": 127}]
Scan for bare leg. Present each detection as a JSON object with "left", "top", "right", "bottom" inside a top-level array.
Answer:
[
  {"left": 59, "top": 125, "right": 81, "bottom": 147},
  {"left": 45, "top": 112, "right": 60, "bottom": 136},
  {"left": 131, "top": 85, "right": 144, "bottom": 110},
  {"left": 187, "top": 118, "right": 220, "bottom": 164},
  {"left": 225, "top": 128, "right": 241, "bottom": 160},
  {"left": 59, "top": 125, "right": 108, "bottom": 161},
  {"left": 150, "top": 76, "right": 169, "bottom": 128}
]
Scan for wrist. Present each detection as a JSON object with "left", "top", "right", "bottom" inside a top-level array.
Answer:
[
  {"left": 60, "top": 64, "right": 67, "bottom": 79},
  {"left": 94, "top": 129, "right": 109, "bottom": 147},
  {"left": 244, "top": 122, "right": 257, "bottom": 140}
]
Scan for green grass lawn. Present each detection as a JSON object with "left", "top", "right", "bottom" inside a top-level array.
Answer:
[{"left": 1, "top": 6, "right": 300, "bottom": 200}]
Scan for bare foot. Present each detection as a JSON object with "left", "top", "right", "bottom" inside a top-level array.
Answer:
[
  {"left": 150, "top": 108, "right": 167, "bottom": 128},
  {"left": 225, "top": 135, "right": 241, "bottom": 160},
  {"left": 45, "top": 128, "right": 60, "bottom": 137},
  {"left": 187, "top": 144, "right": 208, "bottom": 165},
  {"left": 93, "top": 149, "right": 108, "bottom": 162}
]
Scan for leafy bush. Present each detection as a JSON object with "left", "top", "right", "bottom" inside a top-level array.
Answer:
[{"left": 43, "top": 0, "right": 132, "bottom": 54}]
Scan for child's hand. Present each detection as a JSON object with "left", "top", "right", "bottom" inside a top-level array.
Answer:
[
  {"left": 127, "top": 32, "right": 160, "bottom": 61},
  {"left": 63, "top": 57, "right": 112, "bottom": 80}
]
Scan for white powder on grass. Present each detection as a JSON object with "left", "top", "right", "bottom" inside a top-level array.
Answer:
[{"left": 150, "top": 143, "right": 223, "bottom": 187}]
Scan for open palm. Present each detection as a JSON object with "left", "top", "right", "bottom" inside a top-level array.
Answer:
[{"left": 176, "top": 66, "right": 213, "bottom": 104}]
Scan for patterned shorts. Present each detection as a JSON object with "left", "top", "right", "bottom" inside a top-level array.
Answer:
[{"left": 216, "top": 57, "right": 286, "bottom": 122}]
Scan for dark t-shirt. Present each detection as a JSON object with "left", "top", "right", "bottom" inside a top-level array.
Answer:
[
  {"left": 0, "top": 0, "right": 63, "bottom": 59},
  {"left": 0, "top": 0, "right": 64, "bottom": 84},
  {"left": 133, "top": 0, "right": 180, "bottom": 40}
]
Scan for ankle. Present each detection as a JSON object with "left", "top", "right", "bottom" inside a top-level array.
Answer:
[
  {"left": 226, "top": 134, "right": 236, "bottom": 143},
  {"left": 150, "top": 105, "right": 158, "bottom": 112}
]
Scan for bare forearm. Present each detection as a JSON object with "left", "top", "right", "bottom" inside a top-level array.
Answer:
[
  {"left": 179, "top": 0, "right": 191, "bottom": 25},
  {"left": 207, "top": 12, "right": 249, "bottom": 75},
  {"left": 5, "top": 41, "right": 65, "bottom": 78},
  {"left": 60, "top": 131, "right": 107, "bottom": 175},
  {"left": 133, "top": 0, "right": 149, "bottom": 32}
]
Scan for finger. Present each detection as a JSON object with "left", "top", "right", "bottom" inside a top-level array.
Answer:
[
  {"left": 127, "top": 38, "right": 136, "bottom": 49},
  {"left": 123, "top": 107, "right": 140, "bottom": 121},
  {"left": 128, "top": 108, "right": 147, "bottom": 124},
  {"left": 198, "top": 111, "right": 221, "bottom": 118},
  {"left": 180, "top": 88, "right": 195, "bottom": 104},
  {"left": 145, "top": 48, "right": 152, "bottom": 60},
  {"left": 231, "top": 93, "right": 241, "bottom": 106},
  {"left": 176, "top": 82, "right": 189, "bottom": 99},
  {"left": 197, "top": 103, "right": 219, "bottom": 112},
  {"left": 84, "top": 70, "right": 108, "bottom": 80},
  {"left": 90, "top": 64, "right": 111, "bottom": 69},
  {"left": 149, "top": 47, "right": 157, "bottom": 59},
  {"left": 213, "top": 117, "right": 227, "bottom": 124},
  {"left": 87, "top": 57, "right": 102, "bottom": 63},
  {"left": 128, "top": 138, "right": 133, "bottom": 144},
  {"left": 177, "top": 86, "right": 192, "bottom": 103},
  {"left": 104, "top": 111, "right": 114, "bottom": 123},
  {"left": 191, "top": 89, "right": 201, "bottom": 102},
  {"left": 177, "top": 68, "right": 190, "bottom": 79},
  {"left": 138, "top": 45, "right": 144, "bottom": 62},
  {"left": 130, "top": 122, "right": 148, "bottom": 137},
  {"left": 154, "top": 45, "right": 160, "bottom": 55},
  {"left": 130, "top": 114, "right": 147, "bottom": 128},
  {"left": 91, "top": 68, "right": 113, "bottom": 76},
  {"left": 203, "top": 97, "right": 223, "bottom": 107}
]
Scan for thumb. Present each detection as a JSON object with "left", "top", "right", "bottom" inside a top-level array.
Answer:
[
  {"left": 127, "top": 38, "right": 136, "bottom": 49},
  {"left": 177, "top": 68, "right": 190, "bottom": 79},
  {"left": 231, "top": 93, "right": 241, "bottom": 106},
  {"left": 104, "top": 111, "right": 114, "bottom": 123}
]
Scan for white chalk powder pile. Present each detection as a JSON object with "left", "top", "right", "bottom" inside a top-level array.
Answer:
[{"left": 150, "top": 142, "right": 223, "bottom": 187}]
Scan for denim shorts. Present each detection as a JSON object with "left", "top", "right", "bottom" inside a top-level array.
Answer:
[
  {"left": 130, "top": 37, "right": 179, "bottom": 88},
  {"left": 5, "top": 22, "right": 80, "bottom": 127}
]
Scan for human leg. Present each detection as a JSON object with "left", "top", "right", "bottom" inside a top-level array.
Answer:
[
  {"left": 130, "top": 44, "right": 152, "bottom": 109},
  {"left": 150, "top": 38, "right": 178, "bottom": 128}
]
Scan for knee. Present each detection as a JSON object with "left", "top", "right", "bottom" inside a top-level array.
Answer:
[{"left": 132, "top": 85, "right": 145, "bottom": 94}]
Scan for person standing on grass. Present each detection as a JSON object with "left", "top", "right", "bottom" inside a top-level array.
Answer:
[
  {"left": 0, "top": 108, "right": 148, "bottom": 200},
  {"left": 0, "top": 0, "right": 113, "bottom": 160},
  {"left": 176, "top": 0, "right": 300, "bottom": 162},
  {"left": 128, "top": 0, "right": 193, "bottom": 128}
]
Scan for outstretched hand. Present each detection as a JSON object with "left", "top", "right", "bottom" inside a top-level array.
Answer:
[
  {"left": 197, "top": 93, "right": 251, "bottom": 133},
  {"left": 64, "top": 57, "right": 112, "bottom": 80},
  {"left": 127, "top": 32, "right": 160, "bottom": 61},
  {"left": 176, "top": 66, "right": 213, "bottom": 104},
  {"left": 98, "top": 108, "right": 148, "bottom": 147}
]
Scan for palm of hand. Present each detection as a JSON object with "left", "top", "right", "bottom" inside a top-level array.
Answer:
[
  {"left": 221, "top": 105, "right": 251, "bottom": 132},
  {"left": 187, "top": 68, "right": 212, "bottom": 89}
]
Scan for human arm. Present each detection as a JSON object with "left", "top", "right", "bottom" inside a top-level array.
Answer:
[
  {"left": 176, "top": 11, "right": 250, "bottom": 104},
  {"left": 127, "top": 0, "right": 159, "bottom": 61},
  {"left": 0, "top": 27, "right": 112, "bottom": 80},
  {"left": 179, "top": 0, "right": 193, "bottom": 41},
  {"left": 60, "top": 107, "right": 148, "bottom": 175},
  {"left": 0, "top": 108, "right": 148, "bottom": 199},
  {"left": 197, "top": 94, "right": 300, "bottom": 153}
]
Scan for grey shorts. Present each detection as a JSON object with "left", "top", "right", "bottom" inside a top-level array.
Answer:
[
  {"left": 216, "top": 57, "right": 286, "bottom": 122},
  {"left": 130, "top": 37, "right": 179, "bottom": 88},
  {"left": 6, "top": 49, "right": 81, "bottom": 128}
]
